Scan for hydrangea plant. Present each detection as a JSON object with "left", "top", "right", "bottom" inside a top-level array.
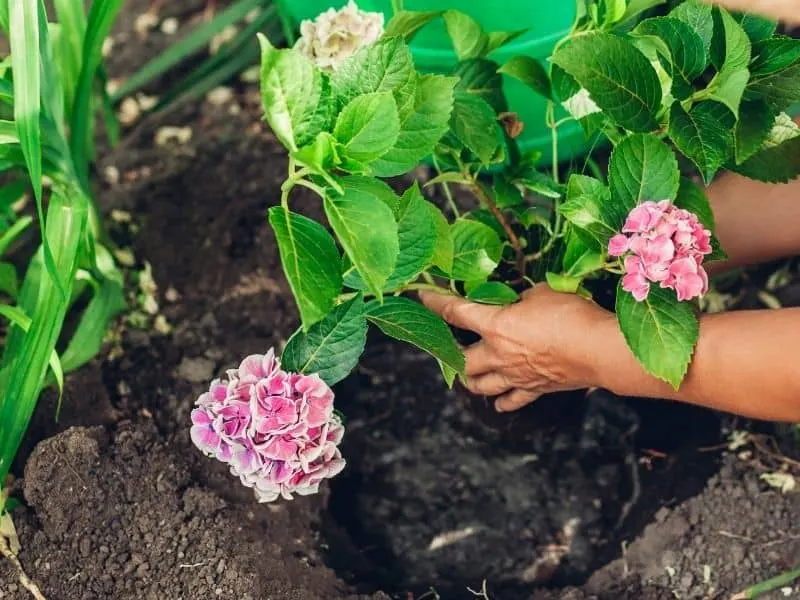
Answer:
[{"left": 192, "top": 0, "right": 800, "bottom": 501}]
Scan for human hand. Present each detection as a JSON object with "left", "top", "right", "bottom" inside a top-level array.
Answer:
[{"left": 419, "top": 284, "right": 613, "bottom": 413}]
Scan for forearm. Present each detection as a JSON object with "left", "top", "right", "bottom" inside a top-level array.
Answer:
[
  {"left": 709, "top": 171, "right": 800, "bottom": 272},
  {"left": 707, "top": 114, "right": 800, "bottom": 273},
  {"left": 587, "top": 308, "right": 800, "bottom": 422},
  {"left": 705, "top": 0, "right": 800, "bottom": 24}
]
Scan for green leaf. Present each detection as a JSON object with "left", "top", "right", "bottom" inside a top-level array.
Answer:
[
  {"left": 258, "top": 35, "right": 329, "bottom": 152},
  {"left": 0, "top": 193, "right": 87, "bottom": 485},
  {"left": 334, "top": 92, "right": 401, "bottom": 164},
  {"left": 292, "top": 132, "right": 340, "bottom": 174},
  {"left": 69, "top": 0, "right": 125, "bottom": 185},
  {"left": 551, "top": 32, "right": 661, "bottom": 132},
  {"left": 730, "top": 135, "right": 800, "bottom": 183},
  {"left": 0, "top": 262, "right": 17, "bottom": 299},
  {"left": 492, "top": 174, "right": 523, "bottom": 209},
  {"left": 559, "top": 174, "right": 617, "bottom": 245},
  {"left": 562, "top": 233, "right": 605, "bottom": 277},
  {"left": 546, "top": 272, "right": 582, "bottom": 294},
  {"left": 616, "top": 282, "right": 699, "bottom": 389},
  {"left": 0, "top": 304, "right": 63, "bottom": 400},
  {"left": 331, "top": 37, "right": 416, "bottom": 117},
  {"left": 486, "top": 30, "right": 527, "bottom": 54},
  {"left": 53, "top": 0, "right": 86, "bottom": 114},
  {"left": 466, "top": 281, "right": 519, "bottom": 305},
  {"left": 112, "top": 0, "right": 264, "bottom": 100},
  {"left": 633, "top": 17, "right": 708, "bottom": 99},
  {"left": 601, "top": 0, "right": 628, "bottom": 26},
  {"left": 427, "top": 202, "right": 454, "bottom": 274},
  {"left": 366, "top": 296, "right": 464, "bottom": 374},
  {"left": 750, "top": 37, "right": 800, "bottom": 76},
  {"left": 449, "top": 90, "right": 501, "bottom": 165},
  {"left": 443, "top": 10, "right": 488, "bottom": 60},
  {"left": 621, "top": 0, "right": 668, "bottom": 23},
  {"left": 609, "top": 133, "right": 680, "bottom": 217},
  {"left": 450, "top": 219, "right": 503, "bottom": 281},
  {"left": 733, "top": 12, "right": 776, "bottom": 44},
  {"left": 384, "top": 10, "right": 442, "bottom": 40},
  {"left": 453, "top": 58, "right": 507, "bottom": 113},
  {"left": 56, "top": 245, "right": 126, "bottom": 378},
  {"left": 325, "top": 177, "right": 399, "bottom": 300},
  {"left": 344, "top": 182, "right": 436, "bottom": 291},
  {"left": 708, "top": 9, "right": 751, "bottom": 117},
  {"left": 425, "top": 171, "right": 470, "bottom": 187},
  {"left": 734, "top": 100, "right": 775, "bottom": 164},
  {"left": 268, "top": 208, "right": 342, "bottom": 330},
  {"left": 670, "top": 0, "right": 713, "bottom": 55},
  {"left": 747, "top": 39, "right": 800, "bottom": 110},
  {"left": 370, "top": 74, "right": 457, "bottom": 177},
  {"left": 674, "top": 177, "right": 715, "bottom": 230},
  {"left": 498, "top": 55, "right": 551, "bottom": 100},
  {"left": 9, "top": 0, "right": 62, "bottom": 300},
  {"left": 281, "top": 295, "right": 367, "bottom": 386},
  {"left": 668, "top": 101, "right": 734, "bottom": 183}
]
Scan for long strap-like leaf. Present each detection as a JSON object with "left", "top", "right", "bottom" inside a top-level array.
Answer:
[{"left": 69, "top": 0, "right": 124, "bottom": 188}]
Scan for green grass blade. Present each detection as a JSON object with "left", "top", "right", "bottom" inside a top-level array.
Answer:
[
  {"left": 8, "top": 0, "right": 64, "bottom": 299},
  {"left": 0, "top": 262, "right": 17, "bottom": 298},
  {"left": 0, "top": 303, "right": 64, "bottom": 402},
  {"left": 111, "top": 0, "right": 264, "bottom": 101},
  {"left": 0, "top": 3, "right": 8, "bottom": 33},
  {"left": 56, "top": 244, "right": 125, "bottom": 376},
  {"left": 40, "top": 7, "right": 66, "bottom": 137},
  {"left": 0, "top": 216, "right": 33, "bottom": 257},
  {"left": 53, "top": 0, "right": 87, "bottom": 115},
  {"left": 69, "top": 0, "right": 124, "bottom": 189},
  {"left": 0, "top": 179, "right": 28, "bottom": 220},
  {"left": 0, "top": 191, "right": 86, "bottom": 483},
  {"left": 273, "top": 0, "right": 296, "bottom": 46},
  {"left": 155, "top": 12, "right": 280, "bottom": 110}
]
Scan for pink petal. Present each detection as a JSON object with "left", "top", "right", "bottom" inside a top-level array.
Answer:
[
  {"left": 608, "top": 234, "right": 630, "bottom": 257},
  {"left": 622, "top": 271, "right": 650, "bottom": 302},
  {"left": 190, "top": 424, "right": 220, "bottom": 455}
]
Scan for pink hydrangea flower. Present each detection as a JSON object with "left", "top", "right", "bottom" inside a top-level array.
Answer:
[
  {"left": 190, "top": 349, "right": 346, "bottom": 502},
  {"left": 608, "top": 200, "right": 712, "bottom": 302}
]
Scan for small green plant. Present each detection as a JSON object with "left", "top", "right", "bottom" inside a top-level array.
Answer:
[
  {"left": 261, "top": 0, "right": 800, "bottom": 388},
  {"left": 191, "top": 0, "right": 800, "bottom": 501},
  {"left": 0, "top": 0, "right": 127, "bottom": 502}
]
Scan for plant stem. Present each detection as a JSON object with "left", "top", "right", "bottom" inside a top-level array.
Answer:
[
  {"left": 731, "top": 566, "right": 800, "bottom": 599},
  {"left": 470, "top": 180, "right": 526, "bottom": 279},
  {"left": 294, "top": 178, "right": 326, "bottom": 198},
  {"left": 401, "top": 282, "right": 454, "bottom": 295},
  {"left": 432, "top": 154, "right": 460, "bottom": 218}
]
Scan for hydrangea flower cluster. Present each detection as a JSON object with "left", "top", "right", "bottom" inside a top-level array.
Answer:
[
  {"left": 608, "top": 200, "right": 712, "bottom": 302},
  {"left": 190, "top": 349, "right": 345, "bottom": 502},
  {"left": 295, "top": 0, "right": 384, "bottom": 71}
]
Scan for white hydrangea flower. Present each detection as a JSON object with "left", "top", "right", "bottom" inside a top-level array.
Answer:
[
  {"left": 763, "top": 112, "right": 800, "bottom": 149},
  {"left": 562, "top": 88, "right": 602, "bottom": 120},
  {"left": 295, "top": 1, "right": 384, "bottom": 72}
]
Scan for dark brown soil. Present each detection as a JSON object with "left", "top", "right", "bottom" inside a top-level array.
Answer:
[{"left": 1, "top": 3, "right": 798, "bottom": 600}]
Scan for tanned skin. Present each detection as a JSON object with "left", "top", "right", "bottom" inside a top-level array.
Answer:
[{"left": 420, "top": 119, "right": 800, "bottom": 422}]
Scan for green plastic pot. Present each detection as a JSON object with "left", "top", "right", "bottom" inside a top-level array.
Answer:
[{"left": 281, "top": 0, "right": 601, "bottom": 165}]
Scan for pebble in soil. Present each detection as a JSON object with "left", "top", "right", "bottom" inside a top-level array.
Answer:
[{"left": 322, "top": 338, "right": 724, "bottom": 599}]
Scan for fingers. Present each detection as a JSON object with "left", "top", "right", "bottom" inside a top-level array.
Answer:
[
  {"left": 496, "top": 388, "right": 540, "bottom": 413},
  {"left": 463, "top": 342, "right": 499, "bottom": 377},
  {"left": 464, "top": 372, "right": 514, "bottom": 396},
  {"left": 418, "top": 291, "right": 499, "bottom": 334}
]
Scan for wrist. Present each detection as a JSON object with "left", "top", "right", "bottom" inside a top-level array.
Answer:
[{"left": 564, "top": 303, "right": 619, "bottom": 390}]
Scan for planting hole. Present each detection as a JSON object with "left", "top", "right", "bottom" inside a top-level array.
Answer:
[{"left": 322, "top": 340, "right": 722, "bottom": 599}]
